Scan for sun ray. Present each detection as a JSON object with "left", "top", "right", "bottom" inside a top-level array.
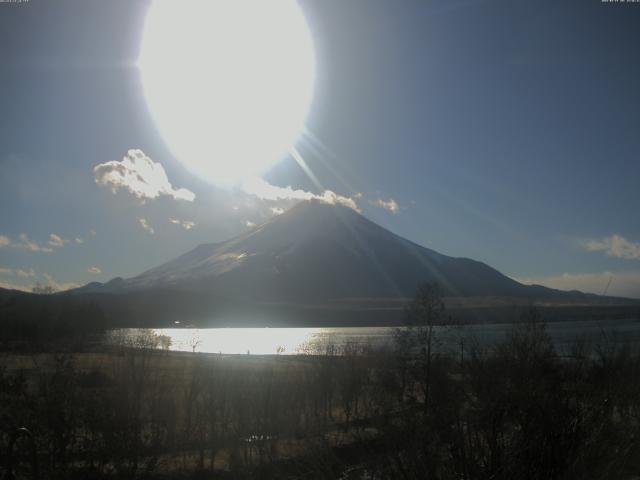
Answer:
[{"left": 289, "top": 146, "right": 324, "bottom": 192}]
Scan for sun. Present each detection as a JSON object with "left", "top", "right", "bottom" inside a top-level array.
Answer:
[{"left": 138, "top": 0, "right": 316, "bottom": 186}]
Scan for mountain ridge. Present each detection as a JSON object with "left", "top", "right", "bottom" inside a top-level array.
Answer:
[{"left": 69, "top": 200, "right": 623, "bottom": 304}]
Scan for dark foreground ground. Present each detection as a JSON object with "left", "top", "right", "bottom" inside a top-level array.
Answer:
[{"left": 2, "top": 315, "right": 640, "bottom": 480}]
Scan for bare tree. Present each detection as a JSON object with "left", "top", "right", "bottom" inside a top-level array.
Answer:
[
  {"left": 31, "top": 282, "right": 56, "bottom": 295},
  {"left": 403, "top": 282, "right": 448, "bottom": 414}
]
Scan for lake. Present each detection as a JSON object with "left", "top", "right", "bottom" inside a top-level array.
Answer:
[{"left": 107, "top": 318, "right": 640, "bottom": 356}]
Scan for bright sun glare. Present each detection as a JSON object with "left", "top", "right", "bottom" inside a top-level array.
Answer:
[{"left": 139, "top": 0, "right": 316, "bottom": 186}]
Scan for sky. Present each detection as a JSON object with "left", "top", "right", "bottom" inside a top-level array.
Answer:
[{"left": 1, "top": 0, "right": 640, "bottom": 297}]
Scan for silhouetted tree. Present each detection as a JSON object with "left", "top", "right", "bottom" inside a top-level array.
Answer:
[
  {"left": 403, "top": 282, "right": 449, "bottom": 413},
  {"left": 31, "top": 282, "right": 56, "bottom": 295}
]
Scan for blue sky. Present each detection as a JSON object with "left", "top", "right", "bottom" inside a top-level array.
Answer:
[{"left": 1, "top": 0, "right": 639, "bottom": 297}]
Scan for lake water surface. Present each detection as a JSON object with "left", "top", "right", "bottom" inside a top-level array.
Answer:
[{"left": 108, "top": 318, "right": 640, "bottom": 355}]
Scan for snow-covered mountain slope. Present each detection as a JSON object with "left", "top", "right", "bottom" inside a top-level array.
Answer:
[{"left": 74, "top": 201, "right": 578, "bottom": 302}]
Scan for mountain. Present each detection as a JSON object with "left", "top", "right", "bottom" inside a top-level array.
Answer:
[
  {"left": 76, "top": 201, "right": 596, "bottom": 302},
  {"left": 0, "top": 286, "right": 29, "bottom": 303},
  {"left": 3, "top": 203, "right": 635, "bottom": 329}
]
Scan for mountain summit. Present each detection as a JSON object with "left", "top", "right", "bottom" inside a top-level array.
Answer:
[{"left": 83, "top": 200, "right": 564, "bottom": 302}]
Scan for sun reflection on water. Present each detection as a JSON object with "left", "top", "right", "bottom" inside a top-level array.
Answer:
[
  {"left": 151, "top": 327, "right": 330, "bottom": 355},
  {"left": 108, "top": 319, "right": 640, "bottom": 356}
]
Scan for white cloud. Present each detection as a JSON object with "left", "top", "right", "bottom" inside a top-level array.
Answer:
[
  {"left": 139, "top": 218, "right": 155, "bottom": 234},
  {"left": 245, "top": 220, "right": 256, "bottom": 228},
  {"left": 169, "top": 218, "right": 196, "bottom": 230},
  {"left": 584, "top": 234, "right": 640, "bottom": 260},
  {"left": 241, "top": 177, "right": 360, "bottom": 212},
  {"left": 0, "top": 280, "right": 30, "bottom": 292},
  {"left": 94, "top": 149, "right": 195, "bottom": 202},
  {"left": 75, "top": 237, "right": 84, "bottom": 244},
  {"left": 515, "top": 271, "right": 640, "bottom": 299},
  {"left": 19, "top": 234, "right": 54, "bottom": 252},
  {"left": 371, "top": 198, "right": 400, "bottom": 213},
  {"left": 0, "top": 267, "right": 36, "bottom": 277},
  {"left": 0, "top": 270, "right": 79, "bottom": 292},
  {"left": 0, "top": 233, "right": 69, "bottom": 252},
  {"left": 18, "top": 234, "right": 49, "bottom": 252},
  {"left": 0, "top": 234, "right": 54, "bottom": 253},
  {"left": 270, "top": 207, "right": 285, "bottom": 215},
  {"left": 16, "top": 268, "right": 36, "bottom": 278},
  {"left": 87, "top": 266, "right": 102, "bottom": 274},
  {"left": 48, "top": 233, "right": 68, "bottom": 248}
]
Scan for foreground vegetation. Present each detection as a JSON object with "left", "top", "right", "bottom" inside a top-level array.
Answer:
[{"left": 1, "top": 288, "right": 640, "bottom": 479}]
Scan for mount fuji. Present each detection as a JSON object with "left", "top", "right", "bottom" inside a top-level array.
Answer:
[{"left": 79, "top": 201, "right": 559, "bottom": 299}]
